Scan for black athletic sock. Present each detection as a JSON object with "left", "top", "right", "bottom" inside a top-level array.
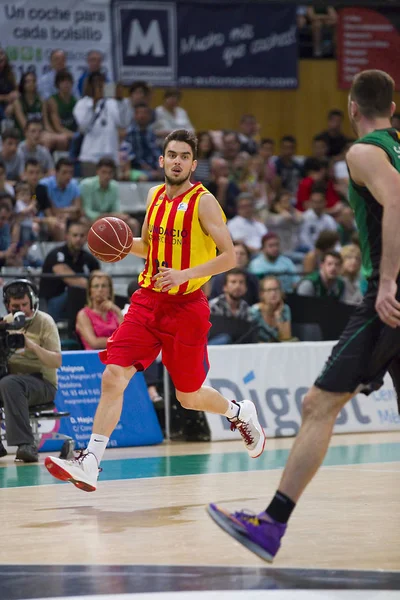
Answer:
[{"left": 266, "top": 491, "right": 296, "bottom": 524}]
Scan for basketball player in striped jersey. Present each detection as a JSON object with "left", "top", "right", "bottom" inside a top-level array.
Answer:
[{"left": 45, "top": 129, "right": 266, "bottom": 491}]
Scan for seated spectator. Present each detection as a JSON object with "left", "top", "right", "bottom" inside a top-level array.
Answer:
[
  {"left": 306, "top": 6, "right": 337, "bottom": 57},
  {"left": 297, "top": 250, "right": 345, "bottom": 299},
  {"left": 80, "top": 157, "right": 139, "bottom": 233},
  {"left": 337, "top": 205, "right": 356, "bottom": 246},
  {"left": 1, "top": 128, "right": 24, "bottom": 181},
  {"left": 73, "top": 71, "right": 123, "bottom": 177},
  {"left": 248, "top": 232, "right": 298, "bottom": 293},
  {"left": 303, "top": 229, "right": 340, "bottom": 274},
  {"left": 14, "top": 181, "right": 38, "bottom": 247},
  {"left": 258, "top": 137, "right": 277, "bottom": 196},
  {"left": 311, "top": 134, "right": 329, "bottom": 161},
  {"left": 40, "top": 220, "right": 100, "bottom": 321},
  {"left": 123, "top": 104, "right": 163, "bottom": 181},
  {"left": 37, "top": 49, "right": 67, "bottom": 100},
  {"left": 76, "top": 270, "right": 123, "bottom": 349},
  {"left": 0, "top": 49, "right": 18, "bottom": 124},
  {"left": 195, "top": 131, "right": 215, "bottom": 184},
  {"left": 333, "top": 140, "right": 354, "bottom": 200},
  {"left": 296, "top": 158, "right": 325, "bottom": 211},
  {"left": 207, "top": 157, "right": 240, "bottom": 219},
  {"left": 316, "top": 109, "right": 348, "bottom": 158},
  {"left": 45, "top": 69, "right": 77, "bottom": 148},
  {"left": 250, "top": 276, "right": 292, "bottom": 342},
  {"left": 299, "top": 185, "right": 337, "bottom": 251},
  {"left": 241, "top": 154, "right": 269, "bottom": 218},
  {"left": 273, "top": 135, "right": 303, "bottom": 195},
  {"left": 298, "top": 158, "right": 342, "bottom": 214},
  {"left": 0, "top": 159, "right": 15, "bottom": 198},
  {"left": 40, "top": 158, "right": 81, "bottom": 233},
  {"left": 77, "top": 50, "right": 108, "bottom": 98},
  {"left": 221, "top": 131, "right": 241, "bottom": 172},
  {"left": 210, "top": 241, "right": 259, "bottom": 306},
  {"left": 119, "top": 81, "right": 153, "bottom": 129},
  {"left": 266, "top": 190, "right": 304, "bottom": 257},
  {"left": 340, "top": 244, "right": 364, "bottom": 305},
  {"left": 22, "top": 158, "right": 63, "bottom": 241},
  {"left": 209, "top": 268, "right": 253, "bottom": 344},
  {"left": 153, "top": 88, "right": 194, "bottom": 139},
  {"left": 238, "top": 114, "right": 259, "bottom": 155},
  {"left": 227, "top": 193, "right": 267, "bottom": 254},
  {"left": 17, "top": 119, "right": 54, "bottom": 177},
  {"left": 0, "top": 200, "right": 19, "bottom": 266},
  {"left": 12, "top": 71, "right": 67, "bottom": 151}
]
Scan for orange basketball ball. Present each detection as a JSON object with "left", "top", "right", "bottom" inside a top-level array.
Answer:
[{"left": 87, "top": 217, "right": 133, "bottom": 263}]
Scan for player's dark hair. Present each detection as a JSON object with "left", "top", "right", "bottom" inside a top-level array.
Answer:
[
  {"left": 55, "top": 157, "right": 74, "bottom": 171},
  {"left": 322, "top": 250, "right": 342, "bottom": 264},
  {"left": 223, "top": 267, "right": 247, "bottom": 286},
  {"left": 350, "top": 70, "right": 394, "bottom": 119},
  {"left": 163, "top": 129, "right": 198, "bottom": 160},
  {"left": 96, "top": 157, "right": 116, "bottom": 171}
]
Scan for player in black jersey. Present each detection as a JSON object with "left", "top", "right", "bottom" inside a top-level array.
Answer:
[{"left": 208, "top": 69, "right": 400, "bottom": 561}]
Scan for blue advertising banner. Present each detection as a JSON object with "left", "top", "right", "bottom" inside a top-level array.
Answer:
[
  {"left": 39, "top": 351, "right": 163, "bottom": 452},
  {"left": 112, "top": 0, "right": 298, "bottom": 89}
]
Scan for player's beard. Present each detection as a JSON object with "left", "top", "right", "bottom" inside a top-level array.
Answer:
[{"left": 165, "top": 171, "right": 191, "bottom": 187}]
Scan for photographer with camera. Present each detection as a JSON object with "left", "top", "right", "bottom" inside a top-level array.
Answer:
[{"left": 0, "top": 279, "right": 61, "bottom": 463}]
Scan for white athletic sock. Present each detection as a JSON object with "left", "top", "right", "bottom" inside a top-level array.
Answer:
[
  {"left": 87, "top": 433, "right": 109, "bottom": 465},
  {"left": 224, "top": 400, "right": 240, "bottom": 419}
]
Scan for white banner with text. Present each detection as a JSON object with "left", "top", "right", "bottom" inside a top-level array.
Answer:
[
  {"left": 205, "top": 342, "right": 400, "bottom": 441},
  {"left": 0, "top": 0, "right": 113, "bottom": 87}
]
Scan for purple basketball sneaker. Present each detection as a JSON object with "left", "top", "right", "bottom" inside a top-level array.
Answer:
[{"left": 207, "top": 503, "right": 287, "bottom": 562}]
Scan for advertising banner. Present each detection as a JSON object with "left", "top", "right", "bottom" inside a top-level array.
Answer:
[
  {"left": 7, "top": 350, "right": 164, "bottom": 453},
  {"left": 0, "top": 0, "right": 113, "bottom": 88},
  {"left": 112, "top": 0, "right": 298, "bottom": 89},
  {"left": 338, "top": 7, "right": 400, "bottom": 90},
  {"left": 205, "top": 342, "right": 400, "bottom": 441}
]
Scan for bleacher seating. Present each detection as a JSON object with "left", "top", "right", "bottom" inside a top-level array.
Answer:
[{"left": 118, "top": 181, "right": 163, "bottom": 214}]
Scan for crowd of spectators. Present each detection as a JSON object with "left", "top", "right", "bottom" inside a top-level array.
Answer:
[{"left": 0, "top": 43, "right": 396, "bottom": 353}]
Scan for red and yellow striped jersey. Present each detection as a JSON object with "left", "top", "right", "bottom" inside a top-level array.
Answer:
[{"left": 139, "top": 182, "right": 225, "bottom": 295}]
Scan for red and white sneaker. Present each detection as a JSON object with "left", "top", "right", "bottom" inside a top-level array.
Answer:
[
  {"left": 228, "top": 400, "right": 266, "bottom": 458},
  {"left": 44, "top": 450, "right": 100, "bottom": 492}
]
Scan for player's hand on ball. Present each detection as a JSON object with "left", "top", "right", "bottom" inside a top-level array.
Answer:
[{"left": 153, "top": 267, "right": 187, "bottom": 291}]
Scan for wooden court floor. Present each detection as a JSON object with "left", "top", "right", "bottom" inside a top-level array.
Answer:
[{"left": 1, "top": 431, "right": 400, "bottom": 599}]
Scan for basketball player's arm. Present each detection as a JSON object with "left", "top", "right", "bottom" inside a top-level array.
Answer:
[
  {"left": 129, "top": 188, "right": 156, "bottom": 259},
  {"left": 153, "top": 194, "right": 235, "bottom": 291},
  {"left": 347, "top": 144, "right": 400, "bottom": 327}
]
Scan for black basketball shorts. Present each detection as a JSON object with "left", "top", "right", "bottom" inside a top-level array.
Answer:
[{"left": 315, "top": 279, "right": 400, "bottom": 407}]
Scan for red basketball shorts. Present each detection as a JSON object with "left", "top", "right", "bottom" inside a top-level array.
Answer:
[{"left": 99, "top": 287, "right": 211, "bottom": 393}]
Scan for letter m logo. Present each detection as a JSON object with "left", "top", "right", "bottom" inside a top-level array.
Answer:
[
  {"left": 114, "top": 1, "right": 176, "bottom": 83},
  {"left": 127, "top": 19, "right": 164, "bottom": 57}
]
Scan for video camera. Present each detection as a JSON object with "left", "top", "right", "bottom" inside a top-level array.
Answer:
[{"left": 0, "top": 311, "right": 26, "bottom": 352}]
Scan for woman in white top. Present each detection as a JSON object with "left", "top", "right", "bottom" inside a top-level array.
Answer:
[
  {"left": 73, "top": 72, "right": 123, "bottom": 178},
  {"left": 153, "top": 88, "right": 194, "bottom": 140}
]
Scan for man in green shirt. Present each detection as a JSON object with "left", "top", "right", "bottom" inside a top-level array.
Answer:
[{"left": 79, "top": 157, "right": 139, "bottom": 233}]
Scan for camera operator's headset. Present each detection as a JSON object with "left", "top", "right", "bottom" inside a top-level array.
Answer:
[{"left": 3, "top": 279, "right": 39, "bottom": 321}]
